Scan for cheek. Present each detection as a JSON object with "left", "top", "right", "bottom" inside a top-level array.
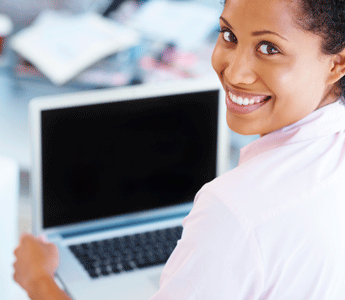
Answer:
[
  {"left": 272, "top": 61, "right": 326, "bottom": 104},
  {"left": 212, "top": 42, "right": 225, "bottom": 76},
  {"left": 267, "top": 68, "right": 310, "bottom": 122},
  {"left": 261, "top": 60, "right": 328, "bottom": 128},
  {"left": 258, "top": 59, "right": 308, "bottom": 103}
]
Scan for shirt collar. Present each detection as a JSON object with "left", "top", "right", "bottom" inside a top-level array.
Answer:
[{"left": 239, "top": 99, "right": 345, "bottom": 165}]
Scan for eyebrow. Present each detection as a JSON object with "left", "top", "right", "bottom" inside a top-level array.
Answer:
[{"left": 219, "top": 16, "right": 288, "bottom": 41}]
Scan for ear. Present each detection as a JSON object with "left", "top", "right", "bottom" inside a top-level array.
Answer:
[{"left": 327, "top": 48, "right": 345, "bottom": 86}]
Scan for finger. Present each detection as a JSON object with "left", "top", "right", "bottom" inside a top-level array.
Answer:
[
  {"left": 20, "top": 232, "right": 32, "bottom": 243},
  {"left": 47, "top": 242, "right": 58, "bottom": 251},
  {"left": 13, "top": 260, "right": 20, "bottom": 272},
  {"left": 13, "top": 262, "right": 19, "bottom": 280},
  {"left": 13, "top": 271, "right": 24, "bottom": 289},
  {"left": 13, "top": 271, "right": 18, "bottom": 283},
  {"left": 13, "top": 247, "right": 19, "bottom": 257},
  {"left": 13, "top": 244, "right": 24, "bottom": 258},
  {"left": 20, "top": 231, "right": 30, "bottom": 239},
  {"left": 21, "top": 233, "right": 39, "bottom": 245}
]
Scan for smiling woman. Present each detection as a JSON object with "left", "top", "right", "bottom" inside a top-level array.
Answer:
[
  {"left": 212, "top": 0, "right": 345, "bottom": 136},
  {"left": 12, "top": 0, "right": 345, "bottom": 300}
]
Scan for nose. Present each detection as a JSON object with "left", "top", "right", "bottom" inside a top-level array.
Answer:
[{"left": 222, "top": 49, "right": 257, "bottom": 86}]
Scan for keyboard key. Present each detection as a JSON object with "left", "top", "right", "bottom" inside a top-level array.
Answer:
[
  {"left": 100, "top": 265, "right": 111, "bottom": 276},
  {"left": 135, "top": 257, "right": 152, "bottom": 269},
  {"left": 69, "top": 226, "right": 183, "bottom": 279},
  {"left": 110, "top": 265, "right": 121, "bottom": 274},
  {"left": 87, "top": 270, "right": 99, "bottom": 278},
  {"left": 110, "top": 263, "right": 122, "bottom": 273},
  {"left": 122, "top": 261, "right": 134, "bottom": 271}
]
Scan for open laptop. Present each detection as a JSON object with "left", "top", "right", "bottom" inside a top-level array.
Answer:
[{"left": 29, "top": 77, "right": 230, "bottom": 300}]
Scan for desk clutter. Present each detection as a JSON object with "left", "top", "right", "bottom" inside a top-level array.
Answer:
[{"left": 8, "top": 0, "right": 221, "bottom": 88}]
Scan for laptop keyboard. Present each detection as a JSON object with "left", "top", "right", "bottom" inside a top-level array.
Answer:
[{"left": 69, "top": 226, "right": 183, "bottom": 279}]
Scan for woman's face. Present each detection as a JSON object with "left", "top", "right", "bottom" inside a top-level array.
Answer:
[{"left": 212, "top": 0, "right": 338, "bottom": 136}]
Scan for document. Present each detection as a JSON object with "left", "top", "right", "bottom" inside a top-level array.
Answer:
[
  {"left": 10, "top": 10, "right": 140, "bottom": 85},
  {"left": 126, "top": 0, "right": 220, "bottom": 51}
]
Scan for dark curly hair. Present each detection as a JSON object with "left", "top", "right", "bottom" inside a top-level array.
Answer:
[
  {"left": 222, "top": 0, "right": 345, "bottom": 101},
  {"left": 295, "top": 0, "right": 345, "bottom": 101}
]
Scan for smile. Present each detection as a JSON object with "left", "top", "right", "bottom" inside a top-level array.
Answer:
[
  {"left": 228, "top": 90, "right": 271, "bottom": 106},
  {"left": 226, "top": 88, "right": 272, "bottom": 114}
]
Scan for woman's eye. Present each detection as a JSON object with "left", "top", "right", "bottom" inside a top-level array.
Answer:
[
  {"left": 221, "top": 30, "right": 237, "bottom": 43},
  {"left": 257, "top": 43, "right": 280, "bottom": 55}
]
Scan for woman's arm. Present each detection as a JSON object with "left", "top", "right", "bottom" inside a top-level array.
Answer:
[
  {"left": 13, "top": 233, "right": 72, "bottom": 300},
  {"left": 26, "top": 274, "right": 71, "bottom": 300}
]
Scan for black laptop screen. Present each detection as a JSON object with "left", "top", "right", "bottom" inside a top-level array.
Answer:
[{"left": 41, "top": 90, "right": 219, "bottom": 229}]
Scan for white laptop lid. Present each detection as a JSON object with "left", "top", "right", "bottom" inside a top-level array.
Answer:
[{"left": 29, "top": 77, "right": 230, "bottom": 237}]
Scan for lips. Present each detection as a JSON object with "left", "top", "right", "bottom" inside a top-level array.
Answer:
[{"left": 226, "top": 87, "right": 271, "bottom": 114}]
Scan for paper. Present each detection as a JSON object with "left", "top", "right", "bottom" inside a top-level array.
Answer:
[
  {"left": 126, "top": 0, "right": 221, "bottom": 51},
  {"left": 10, "top": 10, "right": 140, "bottom": 85}
]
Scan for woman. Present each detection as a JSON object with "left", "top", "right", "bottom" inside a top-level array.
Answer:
[{"left": 13, "top": 0, "right": 345, "bottom": 298}]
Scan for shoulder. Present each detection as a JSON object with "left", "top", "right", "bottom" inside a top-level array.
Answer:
[{"left": 198, "top": 129, "right": 345, "bottom": 228}]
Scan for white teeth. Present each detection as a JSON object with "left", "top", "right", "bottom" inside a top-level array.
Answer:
[{"left": 229, "top": 91, "right": 268, "bottom": 106}]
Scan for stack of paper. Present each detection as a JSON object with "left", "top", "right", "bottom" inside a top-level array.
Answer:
[{"left": 10, "top": 10, "right": 141, "bottom": 85}]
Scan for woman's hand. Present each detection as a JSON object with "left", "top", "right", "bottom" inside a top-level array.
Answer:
[{"left": 13, "top": 233, "right": 59, "bottom": 294}]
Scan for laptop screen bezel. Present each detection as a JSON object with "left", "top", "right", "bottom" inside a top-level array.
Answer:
[{"left": 29, "top": 77, "right": 230, "bottom": 237}]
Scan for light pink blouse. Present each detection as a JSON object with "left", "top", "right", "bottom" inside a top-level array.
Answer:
[{"left": 150, "top": 99, "right": 345, "bottom": 299}]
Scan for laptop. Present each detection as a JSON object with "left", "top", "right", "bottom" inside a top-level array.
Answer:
[{"left": 29, "top": 77, "right": 230, "bottom": 300}]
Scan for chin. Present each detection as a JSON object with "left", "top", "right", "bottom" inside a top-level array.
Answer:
[
  {"left": 227, "top": 123, "right": 261, "bottom": 136},
  {"left": 226, "top": 116, "right": 262, "bottom": 136}
]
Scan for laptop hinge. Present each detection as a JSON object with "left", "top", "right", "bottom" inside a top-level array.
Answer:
[{"left": 60, "top": 212, "right": 188, "bottom": 239}]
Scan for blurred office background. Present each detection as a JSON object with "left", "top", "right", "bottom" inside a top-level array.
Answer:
[{"left": 0, "top": 1, "right": 258, "bottom": 298}]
